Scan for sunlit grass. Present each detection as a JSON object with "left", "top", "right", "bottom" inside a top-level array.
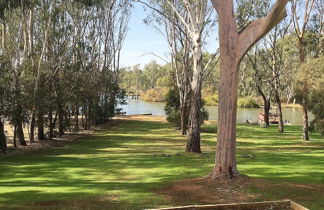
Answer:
[{"left": 0, "top": 120, "right": 323, "bottom": 209}]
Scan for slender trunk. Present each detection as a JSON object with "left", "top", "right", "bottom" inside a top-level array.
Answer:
[
  {"left": 186, "top": 39, "right": 203, "bottom": 153},
  {"left": 264, "top": 100, "right": 270, "bottom": 127},
  {"left": 186, "top": 89, "right": 201, "bottom": 153},
  {"left": 13, "top": 125, "right": 17, "bottom": 148},
  {"left": 257, "top": 86, "right": 270, "bottom": 127},
  {"left": 276, "top": 95, "right": 284, "bottom": 133},
  {"left": 48, "top": 110, "right": 53, "bottom": 140},
  {"left": 302, "top": 103, "right": 309, "bottom": 141},
  {"left": 298, "top": 38, "right": 309, "bottom": 140},
  {"left": 0, "top": 119, "right": 6, "bottom": 153},
  {"left": 58, "top": 102, "right": 64, "bottom": 137},
  {"left": 85, "top": 104, "right": 91, "bottom": 130},
  {"left": 81, "top": 108, "right": 85, "bottom": 129},
  {"left": 37, "top": 111, "right": 45, "bottom": 140},
  {"left": 180, "top": 104, "right": 187, "bottom": 135},
  {"left": 29, "top": 113, "right": 35, "bottom": 143},
  {"left": 16, "top": 121, "right": 27, "bottom": 146},
  {"left": 75, "top": 105, "right": 79, "bottom": 132},
  {"left": 298, "top": 38, "right": 305, "bottom": 63}
]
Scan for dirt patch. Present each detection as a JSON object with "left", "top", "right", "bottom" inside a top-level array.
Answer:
[
  {"left": 156, "top": 176, "right": 324, "bottom": 208},
  {"left": 155, "top": 176, "right": 261, "bottom": 206},
  {"left": 114, "top": 115, "right": 167, "bottom": 122}
]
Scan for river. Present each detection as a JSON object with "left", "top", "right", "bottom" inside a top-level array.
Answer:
[{"left": 119, "top": 99, "right": 313, "bottom": 125}]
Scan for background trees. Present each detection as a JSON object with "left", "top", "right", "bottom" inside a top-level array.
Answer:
[{"left": 0, "top": 0, "right": 131, "bottom": 151}]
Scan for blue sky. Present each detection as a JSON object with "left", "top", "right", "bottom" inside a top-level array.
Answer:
[{"left": 120, "top": 3, "right": 219, "bottom": 68}]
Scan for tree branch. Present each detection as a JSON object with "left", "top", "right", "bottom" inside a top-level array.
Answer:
[{"left": 237, "top": 0, "right": 289, "bottom": 62}]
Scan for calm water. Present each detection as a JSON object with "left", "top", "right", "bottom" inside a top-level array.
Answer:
[{"left": 119, "top": 99, "right": 313, "bottom": 125}]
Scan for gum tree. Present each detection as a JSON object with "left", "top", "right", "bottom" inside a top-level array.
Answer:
[{"left": 210, "top": 0, "right": 289, "bottom": 179}]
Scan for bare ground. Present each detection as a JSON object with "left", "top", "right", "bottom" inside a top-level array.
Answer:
[
  {"left": 155, "top": 176, "right": 261, "bottom": 205},
  {"left": 155, "top": 176, "right": 324, "bottom": 208}
]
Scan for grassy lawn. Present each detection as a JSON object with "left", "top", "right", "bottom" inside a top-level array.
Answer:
[{"left": 0, "top": 118, "right": 323, "bottom": 209}]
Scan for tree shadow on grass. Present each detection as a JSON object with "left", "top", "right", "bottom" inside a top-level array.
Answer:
[{"left": 0, "top": 120, "right": 323, "bottom": 209}]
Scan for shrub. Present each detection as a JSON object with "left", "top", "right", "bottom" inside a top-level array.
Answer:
[
  {"left": 164, "top": 89, "right": 209, "bottom": 128},
  {"left": 164, "top": 89, "right": 181, "bottom": 128},
  {"left": 203, "top": 94, "right": 218, "bottom": 106},
  {"left": 141, "top": 88, "right": 168, "bottom": 102},
  {"left": 237, "top": 97, "right": 260, "bottom": 108}
]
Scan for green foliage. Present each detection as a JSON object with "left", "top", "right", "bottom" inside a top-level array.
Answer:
[
  {"left": 237, "top": 97, "right": 260, "bottom": 108},
  {"left": 164, "top": 89, "right": 181, "bottom": 127},
  {"left": 203, "top": 93, "right": 218, "bottom": 106},
  {"left": 164, "top": 89, "right": 209, "bottom": 128}
]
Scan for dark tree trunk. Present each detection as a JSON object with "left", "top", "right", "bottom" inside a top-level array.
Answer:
[
  {"left": 186, "top": 89, "right": 202, "bottom": 153},
  {"left": 298, "top": 38, "right": 305, "bottom": 63},
  {"left": 264, "top": 100, "right": 271, "bottom": 127},
  {"left": 58, "top": 103, "right": 64, "bottom": 137},
  {"left": 302, "top": 104, "right": 309, "bottom": 141},
  {"left": 13, "top": 125, "right": 17, "bottom": 148},
  {"left": 0, "top": 119, "right": 7, "bottom": 153},
  {"left": 257, "top": 86, "right": 270, "bottom": 127},
  {"left": 75, "top": 105, "right": 79, "bottom": 132},
  {"left": 16, "top": 121, "right": 27, "bottom": 146},
  {"left": 29, "top": 112, "right": 35, "bottom": 143},
  {"left": 186, "top": 40, "right": 203, "bottom": 153},
  {"left": 37, "top": 111, "right": 45, "bottom": 140},
  {"left": 276, "top": 94, "right": 284, "bottom": 133},
  {"left": 48, "top": 110, "right": 53, "bottom": 140},
  {"left": 85, "top": 104, "right": 91, "bottom": 130},
  {"left": 180, "top": 104, "right": 187, "bottom": 135}
]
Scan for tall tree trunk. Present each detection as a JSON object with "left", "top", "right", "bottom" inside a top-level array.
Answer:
[
  {"left": 30, "top": 113, "right": 35, "bottom": 143},
  {"left": 85, "top": 104, "right": 91, "bottom": 130},
  {"left": 13, "top": 125, "right": 17, "bottom": 148},
  {"left": 275, "top": 93, "right": 284, "bottom": 133},
  {"left": 37, "top": 111, "right": 45, "bottom": 140},
  {"left": 298, "top": 38, "right": 305, "bottom": 63},
  {"left": 210, "top": 0, "right": 240, "bottom": 178},
  {"left": 58, "top": 102, "right": 64, "bottom": 137},
  {"left": 48, "top": 110, "right": 54, "bottom": 140},
  {"left": 257, "top": 85, "right": 270, "bottom": 127},
  {"left": 302, "top": 103, "right": 310, "bottom": 141},
  {"left": 180, "top": 104, "right": 187, "bottom": 135},
  {"left": 211, "top": 0, "right": 288, "bottom": 179},
  {"left": 212, "top": 60, "right": 240, "bottom": 178},
  {"left": 186, "top": 39, "right": 203, "bottom": 153},
  {"left": 0, "top": 119, "right": 6, "bottom": 153},
  {"left": 16, "top": 121, "right": 27, "bottom": 146},
  {"left": 298, "top": 39, "right": 310, "bottom": 140},
  {"left": 75, "top": 105, "right": 79, "bottom": 132}
]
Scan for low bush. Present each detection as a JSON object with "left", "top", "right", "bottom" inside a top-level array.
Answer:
[
  {"left": 164, "top": 89, "right": 209, "bottom": 128},
  {"left": 237, "top": 97, "right": 260, "bottom": 108},
  {"left": 203, "top": 94, "right": 218, "bottom": 106},
  {"left": 141, "top": 88, "right": 168, "bottom": 102}
]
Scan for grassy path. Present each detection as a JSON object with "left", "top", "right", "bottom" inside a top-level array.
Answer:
[{"left": 0, "top": 118, "right": 323, "bottom": 209}]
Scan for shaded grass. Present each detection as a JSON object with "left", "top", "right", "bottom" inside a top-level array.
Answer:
[{"left": 0, "top": 120, "right": 323, "bottom": 209}]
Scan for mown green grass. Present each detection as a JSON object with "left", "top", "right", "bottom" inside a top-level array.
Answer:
[{"left": 0, "top": 120, "right": 323, "bottom": 209}]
